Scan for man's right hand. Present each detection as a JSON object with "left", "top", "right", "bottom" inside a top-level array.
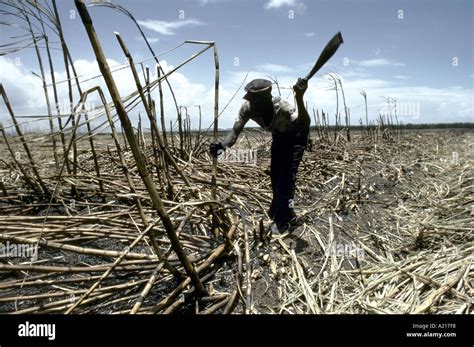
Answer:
[
  {"left": 209, "top": 142, "right": 225, "bottom": 157},
  {"left": 293, "top": 78, "right": 308, "bottom": 99}
]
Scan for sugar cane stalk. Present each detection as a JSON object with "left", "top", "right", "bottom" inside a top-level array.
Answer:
[
  {"left": 0, "top": 122, "right": 39, "bottom": 193},
  {"left": 75, "top": 0, "right": 205, "bottom": 295},
  {"left": 114, "top": 32, "right": 193, "bottom": 194},
  {"left": 0, "top": 84, "right": 50, "bottom": 196},
  {"left": 212, "top": 43, "right": 219, "bottom": 199}
]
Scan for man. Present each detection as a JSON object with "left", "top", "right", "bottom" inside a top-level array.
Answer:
[{"left": 210, "top": 78, "right": 310, "bottom": 234}]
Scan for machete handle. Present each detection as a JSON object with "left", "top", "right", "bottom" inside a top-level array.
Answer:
[{"left": 305, "top": 31, "right": 344, "bottom": 81}]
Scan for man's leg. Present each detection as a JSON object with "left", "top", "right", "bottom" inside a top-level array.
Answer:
[
  {"left": 284, "top": 133, "right": 308, "bottom": 226},
  {"left": 290, "top": 132, "right": 309, "bottom": 201},
  {"left": 271, "top": 133, "right": 295, "bottom": 227},
  {"left": 269, "top": 140, "right": 278, "bottom": 219}
]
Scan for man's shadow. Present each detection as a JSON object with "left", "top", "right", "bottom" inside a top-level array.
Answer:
[{"left": 285, "top": 233, "right": 310, "bottom": 253}]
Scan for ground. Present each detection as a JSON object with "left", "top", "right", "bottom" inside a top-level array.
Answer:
[{"left": 0, "top": 128, "right": 472, "bottom": 314}]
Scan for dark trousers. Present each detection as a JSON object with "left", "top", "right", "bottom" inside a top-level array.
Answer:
[{"left": 268, "top": 129, "right": 308, "bottom": 225}]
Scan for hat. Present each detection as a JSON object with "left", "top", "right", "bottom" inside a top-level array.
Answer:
[{"left": 243, "top": 79, "right": 272, "bottom": 100}]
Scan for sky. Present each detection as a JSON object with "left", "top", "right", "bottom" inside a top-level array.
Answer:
[{"left": 0, "top": 0, "right": 473, "bottom": 132}]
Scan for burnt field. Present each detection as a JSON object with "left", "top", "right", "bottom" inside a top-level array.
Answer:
[
  {"left": 0, "top": 127, "right": 472, "bottom": 314},
  {"left": 0, "top": 0, "right": 472, "bottom": 318}
]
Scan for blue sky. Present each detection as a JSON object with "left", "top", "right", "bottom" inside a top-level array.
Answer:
[{"left": 0, "top": 0, "right": 473, "bottom": 130}]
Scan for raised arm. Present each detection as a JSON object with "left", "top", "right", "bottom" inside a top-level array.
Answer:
[{"left": 293, "top": 78, "right": 310, "bottom": 131}]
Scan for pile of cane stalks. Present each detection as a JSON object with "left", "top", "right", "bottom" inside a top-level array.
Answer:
[{"left": 0, "top": 125, "right": 472, "bottom": 314}]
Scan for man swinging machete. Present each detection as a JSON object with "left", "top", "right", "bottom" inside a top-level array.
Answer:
[{"left": 210, "top": 32, "right": 343, "bottom": 234}]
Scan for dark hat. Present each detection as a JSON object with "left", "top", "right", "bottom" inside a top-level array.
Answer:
[{"left": 243, "top": 79, "right": 272, "bottom": 100}]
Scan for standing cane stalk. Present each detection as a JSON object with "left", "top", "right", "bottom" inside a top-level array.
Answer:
[
  {"left": 75, "top": 0, "right": 205, "bottom": 296},
  {"left": 212, "top": 43, "right": 219, "bottom": 199}
]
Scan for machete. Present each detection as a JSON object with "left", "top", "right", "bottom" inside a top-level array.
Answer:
[{"left": 304, "top": 31, "right": 344, "bottom": 81}]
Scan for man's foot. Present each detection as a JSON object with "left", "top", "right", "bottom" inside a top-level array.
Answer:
[
  {"left": 270, "top": 222, "right": 290, "bottom": 236},
  {"left": 289, "top": 216, "right": 304, "bottom": 228}
]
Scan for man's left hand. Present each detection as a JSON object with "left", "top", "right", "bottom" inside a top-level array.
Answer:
[
  {"left": 293, "top": 78, "right": 308, "bottom": 99},
  {"left": 209, "top": 142, "right": 225, "bottom": 157}
]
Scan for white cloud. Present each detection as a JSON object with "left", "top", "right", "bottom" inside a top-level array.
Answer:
[
  {"left": 0, "top": 57, "right": 211, "bottom": 129},
  {"left": 342, "top": 68, "right": 370, "bottom": 78},
  {"left": 1, "top": 57, "right": 472, "bottom": 132},
  {"left": 357, "top": 58, "right": 405, "bottom": 67},
  {"left": 0, "top": 57, "right": 44, "bottom": 114},
  {"left": 197, "top": 71, "right": 473, "bottom": 124},
  {"left": 341, "top": 78, "right": 392, "bottom": 89},
  {"left": 136, "top": 19, "right": 206, "bottom": 35},
  {"left": 306, "top": 76, "right": 473, "bottom": 123},
  {"left": 135, "top": 36, "right": 160, "bottom": 43},
  {"left": 265, "top": 0, "right": 296, "bottom": 8},
  {"left": 264, "top": 0, "right": 306, "bottom": 11},
  {"left": 158, "top": 61, "right": 208, "bottom": 108},
  {"left": 226, "top": 71, "right": 472, "bottom": 125},
  {"left": 393, "top": 75, "right": 411, "bottom": 80},
  {"left": 257, "top": 64, "right": 293, "bottom": 73},
  {"left": 199, "top": 0, "right": 231, "bottom": 5},
  {"left": 304, "top": 32, "right": 315, "bottom": 37}
]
